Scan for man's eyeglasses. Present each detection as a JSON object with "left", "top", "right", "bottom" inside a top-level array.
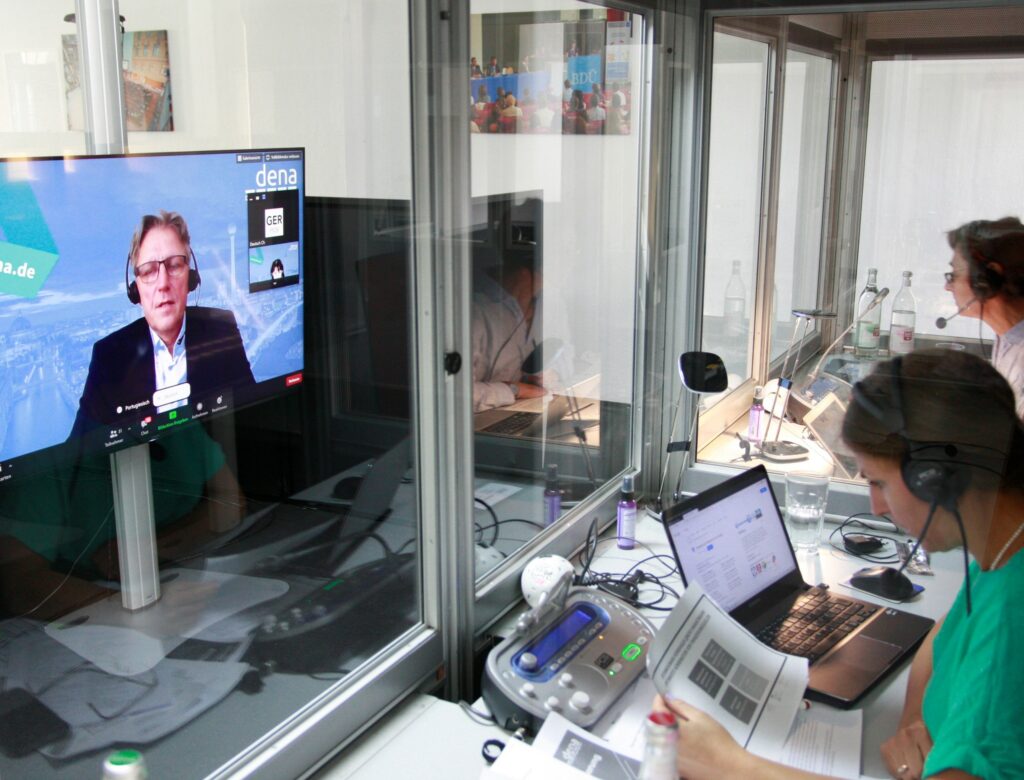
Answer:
[{"left": 134, "top": 254, "right": 189, "bottom": 284}]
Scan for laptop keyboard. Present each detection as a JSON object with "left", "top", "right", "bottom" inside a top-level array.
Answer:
[
  {"left": 482, "top": 411, "right": 537, "bottom": 435},
  {"left": 755, "top": 587, "right": 879, "bottom": 662}
]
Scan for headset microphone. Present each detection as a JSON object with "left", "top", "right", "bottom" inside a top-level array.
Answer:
[{"left": 935, "top": 297, "right": 977, "bottom": 329}]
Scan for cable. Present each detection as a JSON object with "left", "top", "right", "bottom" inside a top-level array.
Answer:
[
  {"left": 826, "top": 512, "right": 902, "bottom": 564},
  {"left": 14, "top": 505, "right": 115, "bottom": 620},
  {"left": 573, "top": 517, "right": 681, "bottom": 611},
  {"left": 459, "top": 699, "right": 496, "bottom": 725},
  {"left": 474, "top": 498, "right": 501, "bottom": 545}
]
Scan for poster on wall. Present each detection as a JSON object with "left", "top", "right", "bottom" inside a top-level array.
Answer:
[{"left": 62, "top": 30, "right": 174, "bottom": 132}]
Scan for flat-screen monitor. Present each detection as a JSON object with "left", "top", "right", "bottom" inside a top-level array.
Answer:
[{"left": 0, "top": 148, "right": 305, "bottom": 482}]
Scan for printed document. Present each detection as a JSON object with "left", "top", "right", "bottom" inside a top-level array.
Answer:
[{"left": 646, "top": 582, "right": 808, "bottom": 758}]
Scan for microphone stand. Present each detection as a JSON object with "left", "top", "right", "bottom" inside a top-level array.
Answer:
[
  {"left": 759, "top": 312, "right": 814, "bottom": 462},
  {"left": 801, "top": 288, "right": 890, "bottom": 402}
]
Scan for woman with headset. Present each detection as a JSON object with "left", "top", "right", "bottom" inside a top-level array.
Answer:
[
  {"left": 653, "top": 350, "right": 1024, "bottom": 779},
  {"left": 944, "top": 217, "right": 1024, "bottom": 418}
]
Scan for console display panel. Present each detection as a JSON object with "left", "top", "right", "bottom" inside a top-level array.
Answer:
[{"left": 0, "top": 148, "right": 305, "bottom": 480}]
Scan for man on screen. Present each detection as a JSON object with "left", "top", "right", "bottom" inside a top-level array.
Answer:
[{"left": 70, "top": 211, "right": 255, "bottom": 437}]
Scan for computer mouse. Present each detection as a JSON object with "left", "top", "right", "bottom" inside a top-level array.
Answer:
[
  {"left": 850, "top": 565, "right": 916, "bottom": 601},
  {"left": 332, "top": 475, "right": 363, "bottom": 501}
]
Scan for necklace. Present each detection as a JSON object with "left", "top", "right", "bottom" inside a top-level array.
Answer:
[{"left": 991, "top": 522, "right": 1024, "bottom": 569}]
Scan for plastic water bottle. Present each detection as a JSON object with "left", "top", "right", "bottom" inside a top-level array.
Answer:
[
  {"left": 889, "top": 270, "right": 916, "bottom": 355},
  {"left": 854, "top": 267, "right": 881, "bottom": 357},
  {"left": 639, "top": 710, "right": 679, "bottom": 779},
  {"left": 724, "top": 260, "right": 746, "bottom": 340},
  {"left": 617, "top": 475, "right": 636, "bottom": 550},
  {"left": 102, "top": 749, "right": 148, "bottom": 779}
]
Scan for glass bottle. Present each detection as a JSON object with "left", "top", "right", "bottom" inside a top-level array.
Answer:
[
  {"left": 639, "top": 711, "right": 679, "bottom": 780},
  {"left": 889, "top": 271, "right": 916, "bottom": 355},
  {"left": 748, "top": 385, "right": 765, "bottom": 445},
  {"left": 854, "top": 267, "right": 881, "bottom": 357},
  {"left": 724, "top": 260, "right": 746, "bottom": 340}
]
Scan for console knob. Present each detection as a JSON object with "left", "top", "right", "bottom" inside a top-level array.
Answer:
[
  {"left": 545, "top": 696, "right": 562, "bottom": 711},
  {"left": 569, "top": 691, "right": 592, "bottom": 713},
  {"left": 558, "top": 672, "right": 574, "bottom": 688},
  {"left": 519, "top": 652, "right": 538, "bottom": 671},
  {"left": 519, "top": 683, "right": 536, "bottom": 698}
]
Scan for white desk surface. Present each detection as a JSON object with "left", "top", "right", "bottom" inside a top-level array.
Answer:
[{"left": 316, "top": 511, "right": 963, "bottom": 780}]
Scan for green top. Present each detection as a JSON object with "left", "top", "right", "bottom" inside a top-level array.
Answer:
[
  {"left": 923, "top": 550, "right": 1024, "bottom": 778},
  {"left": 0, "top": 424, "right": 225, "bottom": 572}
]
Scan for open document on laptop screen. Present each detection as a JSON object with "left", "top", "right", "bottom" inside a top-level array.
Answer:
[{"left": 667, "top": 474, "right": 797, "bottom": 612}]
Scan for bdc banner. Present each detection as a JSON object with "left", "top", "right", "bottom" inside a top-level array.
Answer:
[{"left": 567, "top": 55, "right": 602, "bottom": 90}]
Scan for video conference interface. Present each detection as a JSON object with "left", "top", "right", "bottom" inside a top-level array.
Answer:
[{"left": 0, "top": 148, "right": 306, "bottom": 479}]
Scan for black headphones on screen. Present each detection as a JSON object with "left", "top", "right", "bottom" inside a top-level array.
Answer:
[
  {"left": 125, "top": 247, "right": 201, "bottom": 304},
  {"left": 850, "top": 356, "right": 1008, "bottom": 510}
]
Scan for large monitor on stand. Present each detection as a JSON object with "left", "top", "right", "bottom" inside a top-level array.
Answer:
[{"left": 0, "top": 148, "right": 306, "bottom": 609}]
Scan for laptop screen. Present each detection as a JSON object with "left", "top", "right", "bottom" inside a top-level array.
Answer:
[{"left": 665, "top": 467, "right": 798, "bottom": 612}]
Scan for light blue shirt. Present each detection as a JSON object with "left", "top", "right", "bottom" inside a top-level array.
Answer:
[
  {"left": 993, "top": 318, "right": 1024, "bottom": 420},
  {"left": 151, "top": 314, "right": 187, "bottom": 412}
]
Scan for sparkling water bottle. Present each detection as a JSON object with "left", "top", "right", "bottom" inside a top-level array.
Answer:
[
  {"left": 854, "top": 268, "right": 880, "bottom": 357},
  {"left": 889, "top": 270, "right": 916, "bottom": 355}
]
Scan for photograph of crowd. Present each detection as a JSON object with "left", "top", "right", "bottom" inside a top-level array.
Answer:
[{"left": 469, "top": 13, "right": 635, "bottom": 136}]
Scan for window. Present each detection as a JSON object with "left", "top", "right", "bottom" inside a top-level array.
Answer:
[{"left": 467, "top": 2, "right": 650, "bottom": 605}]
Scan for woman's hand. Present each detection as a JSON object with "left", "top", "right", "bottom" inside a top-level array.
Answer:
[
  {"left": 653, "top": 694, "right": 751, "bottom": 780},
  {"left": 881, "top": 719, "right": 932, "bottom": 780}
]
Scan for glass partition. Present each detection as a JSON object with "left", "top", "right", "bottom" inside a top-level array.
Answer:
[
  {"left": 701, "top": 29, "right": 769, "bottom": 398},
  {"left": 0, "top": 1, "right": 433, "bottom": 777},
  {"left": 467, "top": 2, "right": 648, "bottom": 578},
  {"left": 689, "top": 6, "right": 1024, "bottom": 500}
]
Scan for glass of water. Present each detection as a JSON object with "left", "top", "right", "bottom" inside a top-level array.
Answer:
[{"left": 785, "top": 471, "right": 831, "bottom": 553}]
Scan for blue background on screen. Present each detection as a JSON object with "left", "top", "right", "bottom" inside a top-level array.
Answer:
[{"left": 0, "top": 150, "right": 304, "bottom": 462}]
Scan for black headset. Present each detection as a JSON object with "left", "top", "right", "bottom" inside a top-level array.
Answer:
[
  {"left": 850, "top": 356, "right": 1008, "bottom": 510},
  {"left": 968, "top": 249, "right": 1005, "bottom": 300},
  {"left": 960, "top": 219, "right": 1024, "bottom": 300},
  {"left": 125, "top": 247, "right": 201, "bottom": 305}
]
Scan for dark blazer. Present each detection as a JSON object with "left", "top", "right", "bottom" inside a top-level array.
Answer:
[{"left": 70, "top": 306, "right": 255, "bottom": 437}]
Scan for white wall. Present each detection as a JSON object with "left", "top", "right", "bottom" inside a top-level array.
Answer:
[{"left": 1, "top": 0, "right": 640, "bottom": 401}]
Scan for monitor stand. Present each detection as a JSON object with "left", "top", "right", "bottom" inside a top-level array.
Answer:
[{"left": 110, "top": 443, "right": 161, "bottom": 610}]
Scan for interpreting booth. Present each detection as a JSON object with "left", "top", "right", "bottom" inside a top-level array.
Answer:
[{"left": 0, "top": 0, "right": 1022, "bottom": 778}]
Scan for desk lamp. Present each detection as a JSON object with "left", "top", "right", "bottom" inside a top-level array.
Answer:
[
  {"left": 759, "top": 308, "right": 835, "bottom": 462},
  {"left": 654, "top": 351, "right": 728, "bottom": 513}
]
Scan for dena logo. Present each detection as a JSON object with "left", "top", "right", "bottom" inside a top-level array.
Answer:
[
  {"left": 265, "top": 208, "right": 284, "bottom": 238},
  {"left": 255, "top": 163, "right": 298, "bottom": 189},
  {"left": 0, "top": 246, "right": 58, "bottom": 299}
]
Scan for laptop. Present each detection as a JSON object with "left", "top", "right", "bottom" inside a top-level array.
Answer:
[
  {"left": 802, "top": 392, "right": 859, "bottom": 480},
  {"left": 662, "top": 465, "right": 934, "bottom": 708},
  {"left": 474, "top": 394, "right": 595, "bottom": 439}
]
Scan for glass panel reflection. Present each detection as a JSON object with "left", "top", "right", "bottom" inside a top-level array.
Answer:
[
  {"left": 0, "top": 1, "right": 421, "bottom": 776},
  {"left": 469, "top": 3, "right": 644, "bottom": 575},
  {"left": 702, "top": 31, "right": 769, "bottom": 398}
]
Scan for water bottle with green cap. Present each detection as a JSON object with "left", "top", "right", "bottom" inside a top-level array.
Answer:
[{"left": 102, "top": 748, "right": 148, "bottom": 779}]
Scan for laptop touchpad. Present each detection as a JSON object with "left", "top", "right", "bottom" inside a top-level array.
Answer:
[{"left": 824, "top": 635, "right": 901, "bottom": 672}]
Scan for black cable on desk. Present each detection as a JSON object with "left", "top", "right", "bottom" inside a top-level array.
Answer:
[{"left": 826, "top": 512, "right": 902, "bottom": 564}]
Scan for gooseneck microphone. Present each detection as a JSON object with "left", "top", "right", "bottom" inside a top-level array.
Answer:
[
  {"left": 804, "top": 287, "right": 890, "bottom": 391},
  {"left": 935, "top": 298, "right": 977, "bottom": 329}
]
